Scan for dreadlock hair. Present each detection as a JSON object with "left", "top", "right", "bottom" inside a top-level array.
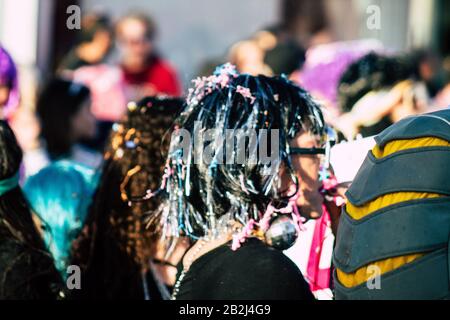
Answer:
[
  {"left": 71, "top": 96, "right": 183, "bottom": 299},
  {"left": 0, "top": 120, "right": 61, "bottom": 299},
  {"left": 150, "top": 64, "right": 325, "bottom": 248}
]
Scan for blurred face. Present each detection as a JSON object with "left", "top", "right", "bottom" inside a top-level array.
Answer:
[
  {"left": 281, "top": 131, "right": 324, "bottom": 219},
  {"left": 117, "top": 18, "right": 153, "bottom": 68},
  {"left": 71, "top": 99, "right": 97, "bottom": 141},
  {"left": 233, "top": 41, "right": 268, "bottom": 76},
  {"left": 9, "top": 107, "right": 40, "bottom": 150},
  {"left": 92, "top": 29, "right": 112, "bottom": 61},
  {"left": 0, "top": 85, "right": 10, "bottom": 108}
]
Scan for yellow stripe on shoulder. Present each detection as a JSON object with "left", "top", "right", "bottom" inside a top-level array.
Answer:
[
  {"left": 337, "top": 135, "right": 448, "bottom": 289},
  {"left": 336, "top": 253, "right": 425, "bottom": 288},
  {"left": 372, "top": 137, "right": 450, "bottom": 159},
  {"left": 346, "top": 192, "right": 442, "bottom": 220}
]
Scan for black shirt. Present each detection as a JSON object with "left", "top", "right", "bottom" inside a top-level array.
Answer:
[
  {"left": 175, "top": 238, "right": 314, "bottom": 300},
  {"left": 58, "top": 50, "right": 90, "bottom": 71},
  {"left": 0, "top": 220, "right": 61, "bottom": 299}
]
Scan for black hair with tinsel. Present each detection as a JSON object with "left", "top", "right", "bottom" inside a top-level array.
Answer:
[
  {"left": 36, "top": 78, "right": 91, "bottom": 159},
  {"left": 71, "top": 97, "right": 182, "bottom": 299},
  {"left": 152, "top": 64, "right": 325, "bottom": 244},
  {"left": 0, "top": 120, "right": 61, "bottom": 299}
]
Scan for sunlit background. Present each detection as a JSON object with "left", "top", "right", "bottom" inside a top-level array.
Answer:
[{"left": 1, "top": 0, "right": 449, "bottom": 109}]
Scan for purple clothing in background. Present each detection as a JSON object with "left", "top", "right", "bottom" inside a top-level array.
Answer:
[
  {"left": 0, "top": 45, "right": 20, "bottom": 119},
  {"left": 297, "top": 39, "right": 384, "bottom": 110}
]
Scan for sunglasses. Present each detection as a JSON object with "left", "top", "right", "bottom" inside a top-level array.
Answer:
[
  {"left": 289, "top": 147, "right": 326, "bottom": 155},
  {"left": 288, "top": 126, "right": 337, "bottom": 168}
]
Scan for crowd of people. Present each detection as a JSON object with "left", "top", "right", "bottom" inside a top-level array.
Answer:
[{"left": 0, "top": 10, "right": 449, "bottom": 300}]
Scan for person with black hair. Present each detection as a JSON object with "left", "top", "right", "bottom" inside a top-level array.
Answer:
[
  {"left": 264, "top": 39, "right": 305, "bottom": 76},
  {"left": 60, "top": 13, "right": 124, "bottom": 153},
  {"left": 59, "top": 13, "right": 113, "bottom": 73},
  {"left": 149, "top": 64, "right": 331, "bottom": 300},
  {"left": 71, "top": 96, "right": 184, "bottom": 300},
  {"left": 27, "top": 78, "right": 101, "bottom": 177},
  {"left": 336, "top": 52, "right": 429, "bottom": 139},
  {"left": 0, "top": 121, "right": 62, "bottom": 299}
]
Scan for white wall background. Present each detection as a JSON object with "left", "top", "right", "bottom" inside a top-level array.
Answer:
[
  {"left": 0, "top": 0, "right": 436, "bottom": 101},
  {"left": 82, "top": 0, "right": 280, "bottom": 87}
]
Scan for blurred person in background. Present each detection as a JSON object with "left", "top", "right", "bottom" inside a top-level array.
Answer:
[
  {"left": 0, "top": 46, "right": 37, "bottom": 158},
  {"left": 264, "top": 38, "right": 305, "bottom": 77},
  {"left": 71, "top": 60, "right": 128, "bottom": 153},
  {"left": 408, "top": 49, "right": 444, "bottom": 99},
  {"left": 0, "top": 121, "right": 62, "bottom": 299},
  {"left": 433, "top": 55, "right": 450, "bottom": 108},
  {"left": 59, "top": 12, "right": 127, "bottom": 153},
  {"left": 25, "top": 78, "right": 101, "bottom": 178},
  {"left": 0, "top": 46, "right": 19, "bottom": 121},
  {"left": 24, "top": 161, "right": 99, "bottom": 281},
  {"left": 293, "top": 39, "right": 384, "bottom": 113},
  {"left": 228, "top": 39, "right": 272, "bottom": 76},
  {"left": 336, "top": 52, "right": 429, "bottom": 140},
  {"left": 228, "top": 26, "right": 305, "bottom": 78},
  {"left": 58, "top": 13, "right": 113, "bottom": 73},
  {"left": 71, "top": 97, "right": 184, "bottom": 300},
  {"left": 254, "top": 24, "right": 306, "bottom": 78},
  {"left": 116, "top": 13, "right": 182, "bottom": 101}
]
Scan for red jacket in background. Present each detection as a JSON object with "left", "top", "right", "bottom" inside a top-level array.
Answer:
[{"left": 122, "top": 56, "right": 182, "bottom": 100}]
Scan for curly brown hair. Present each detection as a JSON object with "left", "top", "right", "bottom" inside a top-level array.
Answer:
[{"left": 71, "top": 97, "right": 182, "bottom": 299}]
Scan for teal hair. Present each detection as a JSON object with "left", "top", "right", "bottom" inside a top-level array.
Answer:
[{"left": 24, "top": 160, "right": 99, "bottom": 278}]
